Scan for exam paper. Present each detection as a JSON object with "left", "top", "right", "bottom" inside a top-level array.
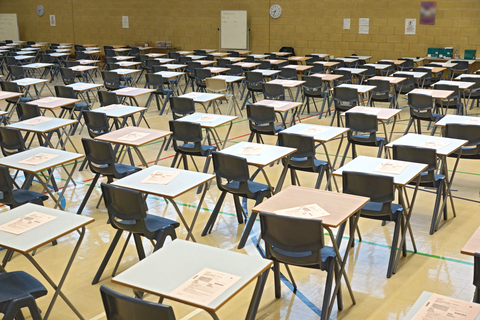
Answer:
[
  {"left": 183, "top": 92, "right": 204, "bottom": 99},
  {"left": 141, "top": 170, "right": 180, "bottom": 185},
  {"left": 358, "top": 107, "right": 381, "bottom": 115},
  {"left": 0, "top": 211, "right": 57, "bottom": 235},
  {"left": 269, "top": 101, "right": 290, "bottom": 108},
  {"left": 412, "top": 293, "right": 480, "bottom": 320},
  {"left": 36, "top": 97, "right": 59, "bottom": 103},
  {"left": 463, "top": 118, "right": 480, "bottom": 125},
  {"left": 374, "top": 160, "right": 409, "bottom": 175},
  {"left": 420, "top": 140, "right": 450, "bottom": 150},
  {"left": 195, "top": 115, "right": 219, "bottom": 123},
  {"left": 23, "top": 117, "right": 53, "bottom": 126},
  {"left": 237, "top": 144, "right": 267, "bottom": 156},
  {"left": 169, "top": 268, "right": 241, "bottom": 306},
  {"left": 100, "top": 104, "right": 125, "bottom": 111},
  {"left": 299, "top": 126, "right": 329, "bottom": 136},
  {"left": 117, "top": 131, "right": 151, "bottom": 142},
  {"left": 117, "top": 87, "right": 137, "bottom": 93},
  {"left": 275, "top": 203, "right": 330, "bottom": 219},
  {"left": 18, "top": 153, "right": 59, "bottom": 166}
]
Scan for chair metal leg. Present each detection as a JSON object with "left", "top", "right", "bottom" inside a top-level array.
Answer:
[{"left": 201, "top": 191, "right": 227, "bottom": 236}]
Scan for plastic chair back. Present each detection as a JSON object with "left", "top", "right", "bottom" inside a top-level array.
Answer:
[
  {"left": 279, "top": 68, "right": 297, "bottom": 80},
  {"left": 102, "top": 71, "right": 122, "bottom": 90},
  {"left": 60, "top": 68, "right": 76, "bottom": 85},
  {"left": 82, "top": 111, "right": 110, "bottom": 138},
  {"left": 445, "top": 124, "right": 480, "bottom": 157},
  {"left": 0, "top": 127, "right": 26, "bottom": 156},
  {"left": 98, "top": 90, "right": 119, "bottom": 107},
  {"left": 302, "top": 75, "right": 323, "bottom": 97},
  {"left": 81, "top": 138, "right": 116, "bottom": 169},
  {"left": 392, "top": 145, "right": 436, "bottom": 183},
  {"left": 169, "top": 120, "right": 204, "bottom": 154},
  {"left": 262, "top": 83, "right": 285, "bottom": 100},
  {"left": 278, "top": 132, "right": 316, "bottom": 169},
  {"left": 211, "top": 151, "right": 250, "bottom": 191},
  {"left": 247, "top": 104, "right": 277, "bottom": 134},
  {"left": 309, "top": 64, "right": 325, "bottom": 74},
  {"left": 408, "top": 93, "right": 434, "bottom": 119},
  {"left": 345, "top": 112, "right": 379, "bottom": 144},
  {"left": 55, "top": 85, "right": 76, "bottom": 99},
  {"left": 227, "top": 65, "right": 243, "bottom": 76},
  {"left": 169, "top": 97, "right": 195, "bottom": 120},
  {"left": 245, "top": 71, "right": 263, "bottom": 91},
  {"left": 17, "top": 102, "right": 41, "bottom": 121},
  {"left": 259, "top": 61, "right": 271, "bottom": 70}
]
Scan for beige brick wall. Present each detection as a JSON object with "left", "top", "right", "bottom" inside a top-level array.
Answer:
[{"left": 1, "top": 0, "right": 479, "bottom": 61}]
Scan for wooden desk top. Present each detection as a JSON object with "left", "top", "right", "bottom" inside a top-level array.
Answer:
[
  {"left": 162, "top": 64, "right": 187, "bottom": 70},
  {"left": 66, "top": 82, "right": 103, "bottom": 91},
  {"left": 29, "top": 97, "right": 80, "bottom": 109},
  {"left": 211, "top": 52, "right": 231, "bottom": 57},
  {"left": 177, "top": 113, "right": 238, "bottom": 129},
  {"left": 368, "top": 76, "right": 406, "bottom": 84},
  {"left": 309, "top": 53, "right": 329, "bottom": 58},
  {"left": 379, "top": 60, "right": 405, "bottom": 65},
  {"left": 335, "top": 83, "right": 376, "bottom": 94},
  {"left": 93, "top": 105, "right": 146, "bottom": 118},
  {"left": 112, "top": 87, "right": 155, "bottom": 97},
  {"left": 219, "top": 141, "right": 296, "bottom": 167},
  {"left": 232, "top": 62, "right": 260, "bottom": 68},
  {"left": 432, "top": 80, "right": 475, "bottom": 90},
  {"left": 407, "top": 88, "right": 454, "bottom": 99},
  {"left": 288, "top": 56, "right": 312, "bottom": 62},
  {"left": 267, "top": 79, "right": 306, "bottom": 88},
  {"left": 254, "top": 99, "right": 302, "bottom": 112},
  {"left": 283, "top": 65, "right": 313, "bottom": 72},
  {"left": 251, "top": 69, "right": 281, "bottom": 77},
  {"left": 109, "top": 68, "right": 141, "bottom": 75},
  {"left": 113, "top": 56, "right": 135, "bottom": 61},
  {"left": 77, "top": 59, "right": 100, "bottom": 65},
  {"left": 49, "top": 53, "right": 69, "bottom": 57},
  {"left": 22, "top": 63, "right": 54, "bottom": 69},
  {"left": 113, "top": 48, "right": 132, "bottom": 52},
  {"left": 363, "top": 63, "right": 389, "bottom": 70},
  {"left": 70, "top": 65, "right": 98, "bottom": 72},
  {"left": 96, "top": 127, "right": 171, "bottom": 147},
  {"left": 315, "top": 61, "right": 340, "bottom": 67},
  {"left": 211, "top": 75, "right": 245, "bottom": 83},
  {"left": 13, "top": 78, "right": 48, "bottom": 86},
  {"left": 280, "top": 123, "right": 349, "bottom": 142},
  {"left": 456, "top": 74, "right": 480, "bottom": 80},
  {"left": 0, "top": 91, "right": 25, "bottom": 101},
  {"left": 156, "top": 58, "right": 176, "bottom": 64},
  {"left": 270, "top": 52, "right": 291, "bottom": 57},
  {"left": 461, "top": 225, "right": 480, "bottom": 256},
  {"left": 145, "top": 53, "right": 167, "bottom": 58},
  {"left": 336, "top": 58, "right": 358, "bottom": 62},
  {"left": 393, "top": 71, "right": 427, "bottom": 79},
  {"left": 252, "top": 186, "right": 369, "bottom": 228},
  {"left": 386, "top": 133, "right": 468, "bottom": 157},
  {"left": 185, "top": 55, "right": 207, "bottom": 60},
  {"left": 14, "top": 55, "right": 35, "bottom": 60},
  {"left": 180, "top": 92, "right": 225, "bottom": 103},
  {"left": 338, "top": 67, "right": 368, "bottom": 74},
  {"left": 234, "top": 50, "right": 251, "bottom": 55},
  {"left": 83, "top": 50, "right": 100, "bottom": 55},
  {"left": 310, "top": 73, "right": 343, "bottom": 81},
  {"left": 204, "top": 67, "right": 230, "bottom": 74},
  {"left": 198, "top": 60, "right": 216, "bottom": 66},
  {"left": 154, "top": 71, "right": 185, "bottom": 79},
  {"left": 264, "top": 59, "right": 285, "bottom": 65},
  {"left": 343, "top": 106, "right": 401, "bottom": 121},
  {"left": 177, "top": 51, "right": 194, "bottom": 55},
  {"left": 422, "top": 66, "right": 446, "bottom": 74},
  {"left": 116, "top": 61, "right": 142, "bottom": 68},
  {"left": 224, "top": 57, "right": 246, "bottom": 62}
]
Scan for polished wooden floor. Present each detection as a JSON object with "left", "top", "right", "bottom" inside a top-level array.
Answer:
[{"left": 1, "top": 70, "right": 479, "bottom": 320}]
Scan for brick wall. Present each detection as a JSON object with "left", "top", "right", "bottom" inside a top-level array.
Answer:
[{"left": 1, "top": 0, "right": 479, "bottom": 61}]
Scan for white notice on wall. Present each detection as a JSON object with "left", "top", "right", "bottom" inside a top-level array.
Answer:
[
  {"left": 405, "top": 19, "right": 416, "bottom": 35},
  {"left": 343, "top": 18, "right": 351, "bottom": 30},
  {"left": 170, "top": 268, "right": 241, "bottom": 306},
  {"left": 359, "top": 18, "right": 369, "bottom": 34},
  {"left": 50, "top": 15, "right": 56, "bottom": 27},
  {"left": 122, "top": 16, "right": 129, "bottom": 29}
]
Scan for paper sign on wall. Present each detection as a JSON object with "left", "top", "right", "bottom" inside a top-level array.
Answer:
[
  {"left": 122, "top": 16, "right": 129, "bottom": 28},
  {"left": 50, "top": 15, "right": 56, "bottom": 27},
  {"left": 359, "top": 18, "right": 369, "bottom": 34},
  {"left": 343, "top": 18, "right": 350, "bottom": 30},
  {"left": 405, "top": 18, "right": 416, "bottom": 35}
]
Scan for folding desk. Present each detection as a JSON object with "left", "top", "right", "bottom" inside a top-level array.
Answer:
[
  {"left": 8, "top": 116, "right": 79, "bottom": 151},
  {"left": 263, "top": 59, "right": 287, "bottom": 67},
  {"left": 367, "top": 76, "right": 406, "bottom": 108},
  {"left": 179, "top": 92, "right": 225, "bottom": 114},
  {"left": 456, "top": 74, "right": 480, "bottom": 80},
  {"left": 112, "top": 87, "right": 155, "bottom": 116},
  {"left": 154, "top": 70, "right": 185, "bottom": 96},
  {"left": 202, "top": 141, "right": 296, "bottom": 247},
  {"left": 0, "top": 147, "right": 83, "bottom": 210},
  {"left": 0, "top": 91, "right": 24, "bottom": 120},
  {"left": 66, "top": 82, "right": 103, "bottom": 106},
  {"left": 112, "top": 240, "right": 272, "bottom": 320},
  {"left": 95, "top": 126, "right": 171, "bottom": 168},
  {"left": 351, "top": 55, "right": 372, "bottom": 62},
  {"left": 283, "top": 64, "right": 313, "bottom": 74},
  {"left": 333, "top": 83, "right": 377, "bottom": 106},
  {"left": 435, "top": 114, "right": 480, "bottom": 136},
  {"left": 251, "top": 69, "right": 280, "bottom": 79},
  {"left": 337, "top": 67, "right": 368, "bottom": 82},
  {"left": 386, "top": 133, "right": 467, "bottom": 234},
  {"left": 314, "top": 61, "right": 340, "bottom": 72},
  {"left": 145, "top": 53, "right": 166, "bottom": 58},
  {"left": 252, "top": 186, "right": 369, "bottom": 318},
  {"left": 333, "top": 156, "right": 427, "bottom": 277},
  {"left": 431, "top": 80, "right": 475, "bottom": 115},
  {"left": 279, "top": 123, "right": 349, "bottom": 191},
  {"left": 254, "top": 99, "right": 302, "bottom": 127},
  {"left": 14, "top": 55, "right": 35, "bottom": 63},
  {"left": 161, "top": 63, "right": 187, "bottom": 71},
  {"left": 70, "top": 65, "right": 98, "bottom": 83},
  {"left": 335, "top": 57, "right": 359, "bottom": 65},
  {"left": 266, "top": 79, "right": 306, "bottom": 102},
  {"left": 109, "top": 68, "right": 141, "bottom": 86},
  {"left": 0, "top": 203, "right": 94, "bottom": 320},
  {"left": 407, "top": 88, "right": 454, "bottom": 115},
  {"left": 176, "top": 112, "right": 238, "bottom": 149},
  {"left": 393, "top": 71, "right": 427, "bottom": 88},
  {"left": 22, "top": 62, "right": 54, "bottom": 79},
  {"left": 92, "top": 104, "right": 146, "bottom": 128},
  {"left": 28, "top": 96, "right": 80, "bottom": 117},
  {"left": 287, "top": 56, "right": 312, "bottom": 65},
  {"left": 13, "top": 78, "right": 49, "bottom": 99},
  {"left": 232, "top": 62, "right": 260, "bottom": 70},
  {"left": 112, "top": 165, "right": 214, "bottom": 241},
  {"left": 185, "top": 55, "right": 206, "bottom": 60},
  {"left": 204, "top": 67, "right": 231, "bottom": 74},
  {"left": 223, "top": 57, "right": 246, "bottom": 63},
  {"left": 49, "top": 52, "right": 70, "bottom": 66}
]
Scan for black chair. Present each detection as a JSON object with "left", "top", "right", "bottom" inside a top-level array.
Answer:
[
  {"left": 98, "top": 90, "right": 121, "bottom": 107},
  {"left": 242, "top": 71, "right": 264, "bottom": 109},
  {"left": 247, "top": 104, "right": 284, "bottom": 143},
  {"left": 102, "top": 71, "right": 125, "bottom": 91},
  {"left": 0, "top": 80, "right": 32, "bottom": 113},
  {"left": 100, "top": 285, "right": 176, "bottom": 320},
  {"left": 302, "top": 75, "right": 330, "bottom": 116},
  {"left": 342, "top": 171, "right": 407, "bottom": 278},
  {"left": 404, "top": 93, "right": 442, "bottom": 135},
  {"left": 226, "top": 64, "right": 244, "bottom": 76},
  {"left": 330, "top": 87, "right": 359, "bottom": 126},
  {"left": 75, "top": 51, "right": 87, "bottom": 60},
  {"left": 278, "top": 68, "right": 297, "bottom": 80},
  {"left": 377, "top": 61, "right": 395, "bottom": 76},
  {"left": 216, "top": 58, "right": 229, "bottom": 68},
  {"left": 262, "top": 83, "right": 285, "bottom": 100},
  {"left": 194, "top": 68, "right": 211, "bottom": 92},
  {"left": 433, "top": 83, "right": 463, "bottom": 115},
  {"left": 194, "top": 50, "right": 207, "bottom": 56},
  {"left": 178, "top": 56, "right": 192, "bottom": 64},
  {"left": 202, "top": 151, "right": 273, "bottom": 249},
  {"left": 308, "top": 63, "right": 325, "bottom": 75},
  {"left": 227, "top": 51, "right": 240, "bottom": 57},
  {"left": 393, "top": 73, "right": 415, "bottom": 95},
  {"left": 0, "top": 165, "right": 48, "bottom": 208},
  {"left": 82, "top": 111, "right": 110, "bottom": 138},
  {"left": 397, "top": 58, "right": 414, "bottom": 71},
  {"left": 55, "top": 85, "right": 89, "bottom": 134},
  {"left": 167, "top": 52, "right": 180, "bottom": 62},
  {"left": 340, "top": 112, "right": 386, "bottom": 167},
  {"left": 76, "top": 138, "right": 142, "bottom": 215},
  {"left": 92, "top": 183, "right": 179, "bottom": 284},
  {"left": 104, "top": 49, "right": 115, "bottom": 57},
  {"left": 170, "top": 97, "right": 196, "bottom": 120},
  {"left": 413, "top": 67, "right": 432, "bottom": 88},
  {"left": 60, "top": 67, "right": 77, "bottom": 85},
  {"left": 277, "top": 132, "right": 330, "bottom": 190},
  {"left": 0, "top": 127, "right": 26, "bottom": 157},
  {"left": 16, "top": 102, "right": 62, "bottom": 147},
  {"left": 392, "top": 145, "right": 446, "bottom": 234},
  {"left": 259, "top": 60, "right": 271, "bottom": 70},
  {"left": 367, "top": 79, "right": 394, "bottom": 109},
  {"left": 129, "top": 47, "right": 140, "bottom": 56},
  {"left": 242, "top": 55, "right": 255, "bottom": 63},
  {"left": 0, "top": 271, "right": 47, "bottom": 320},
  {"left": 333, "top": 69, "right": 352, "bottom": 85},
  {"left": 184, "top": 61, "right": 202, "bottom": 93},
  {"left": 259, "top": 212, "right": 340, "bottom": 320},
  {"left": 445, "top": 123, "right": 480, "bottom": 159},
  {"left": 145, "top": 73, "right": 172, "bottom": 115},
  {"left": 363, "top": 65, "right": 376, "bottom": 79},
  {"left": 7, "top": 65, "right": 25, "bottom": 80},
  {"left": 461, "top": 77, "right": 480, "bottom": 110},
  {"left": 449, "top": 60, "right": 469, "bottom": 79},
  {"left": 305, "top": 54, "right": 320, "bottom": 65},
  {"left": 329, "top": 59, "right": 345, "bottom": 70}
]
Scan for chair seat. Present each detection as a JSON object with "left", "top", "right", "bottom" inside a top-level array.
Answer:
[
  {"left": 287, "top": 158, "right": 328, "bottom": 173},
  {"left": 10, "top": 189, "right": 49, "bottom": 206},
  {"left": 177, "top": 143, "right": 215, "bottom": 156},
  {"left": 360, "top": 202, "right": 402, "bottom": 221},
  {"left": 119, "top": 214, "right": 180, "bottom": 235},
  {"left": 224, "top": 180, "right": 271, "bottom": 198},
  {"left": 350, "top": 134, "right": 385, "bottom": 147},
  {"left": 91, "top": 163, "right": 141, "bottom": 178},
  {"left": 62, "top": 102, "right": 88, "bottom": 111},
  {"left": 0, "top": 271, "right": 47, "bottom": 311},
  {"left": 372, "top": 95, "right": 393, "bottom": 102},
  {"left": 271, "top": 245, "right": 336, "bottom": 269}
]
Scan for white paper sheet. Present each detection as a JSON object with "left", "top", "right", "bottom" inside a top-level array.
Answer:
[
  {"left": 195, "top": 115, "right": 220, "bottom": 123},
  {"left": 343, "top": 18, "right": 351, "bottom": 30},
  {"left": 359, "top": 18, "right": 369, "bottom": 34},
  {"left": 420, "top": 140, "right": 450, "bottom": 150},
  {"left": 141, "top": 170, "right": 180, "bottom": 185},
  {"left": 18, "top": 153, "right": 59, "bottom": 166},
  {"left": 117, "top": 131, "right": 151, "bottom": 142},
  {"left": 214, "top": 75, "right": 229, "bottom": 79},
  {"left": 275, "top": 203, "right": 330, "bottom": 219},
  {"left": 100, "top": 104, "right": 125, "bottom": 111},
  {"left": 169, "top": 268, "right": 241, "bottom": 306},
  {"left": 117, "top": 87, "right": 137, "bottom": 93},
  {"left": 374, "top": 160, "right": 409, "bottom": 175},
  {"left": 359, "top": 107, "right": 381, "bottom": 115},
  {"left": 71, "top": 83, "right": 92, "bottom": 90},
  {"left": 463, "top": 118, "right": 480, "bottom": 125},
  {"left": 23, "top": 117, "right": 53, "bottom": 126},
  {"left": 405, "top": 18, "right": 416, "bottom": 35},
  {"left": 270, "top": 101, "right": 290, "bottom": 108},
  {"left": 183, "top": 92, "right": 204, "bottom": 99},
  {"left": 298, "top": 126, "right": 329, "bottom": 136},
  {"left": 412, "top": 293, "right": 480, "bottom": 320},
  {"left": 36, "top": 97, "right": 60, "bottom": 103},
  {"left": 0, "top": 211, "right": 57, "bottom": 235},
  {"left": 237, "top": 144, "right": 267, "bottom": 156}
]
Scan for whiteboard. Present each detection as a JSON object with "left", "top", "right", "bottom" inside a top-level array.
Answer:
[
  {"left": 220, "top": 10, "right": 248, "bottom": 50},
  {"left": 0, "top": 14, "right": 20, "bottom": 41}
]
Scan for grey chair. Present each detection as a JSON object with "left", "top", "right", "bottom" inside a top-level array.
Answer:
[
  {"left": 260, "top": 211, "right": 341, "bottom": 320},
  {"left": 262, "top": 83, "right": 285, "bottom": 100},
  {"left": 404, "top": 93, "right": 442, "bottom": 135},
  {"left": 449, "top": 60, "right": 469, "bottom": 79},
  {"left": 330, "top": 87, "right": 359, "bottom": 126},
  {"left": 100, "top": 285, "right": 176, "bottom": 320},
  {"left": 367, "top": 79, "right": 394, "bottom": 109},
  {"left": 202, "top": 151, "right": 272, "bottom": 249},
  {"left": 92, "top": 183, "right": 180, "bottom": 284},
  {"left": 247, "top": 104, "right": 284, "bottom": 143},
  {"left": 445, "top": 123, "right": 480, "bottom": 159},
  {"left": 433, "top": 83, "right": 463, "bottom": 115},
  {"left": 302, "top": 75, "right": 330, "bottom": 116}
]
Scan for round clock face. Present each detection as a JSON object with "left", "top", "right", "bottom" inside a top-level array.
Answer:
[
  {"left": 270, "top": 4, "right": 282, "bottom": 19},
  {"left": 36, "top": 5, "right": 45, "bottom": 17}
]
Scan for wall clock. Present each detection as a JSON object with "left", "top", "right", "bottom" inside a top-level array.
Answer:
[
  {"left": 36, "top": 5, "right": 45, "bottom": 17},
  {"left": 270, "top": 4, "right": 282, "bottom": 19}
]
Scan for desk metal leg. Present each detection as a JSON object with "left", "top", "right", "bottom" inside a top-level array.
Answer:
[
  {"left": 154, "top": 139, "right": 168, "bottom": 165},
  {"left": 132, "top": 146, "right": 148, "bottom": 168},
  {"left": 25, "top": 227, "right": 86, "bottom": 320},
  {"left": 245, "top": 270, "right": 269, "bottom": 320}
]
